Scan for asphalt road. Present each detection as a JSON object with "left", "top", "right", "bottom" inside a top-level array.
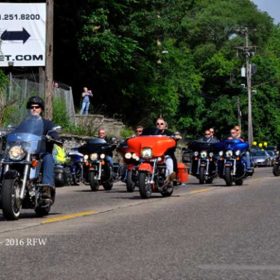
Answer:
[{"left": 1, "top": 167, "right": 280, "bottom": 280}]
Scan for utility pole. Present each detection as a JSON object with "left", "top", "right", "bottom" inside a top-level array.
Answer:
[
  {"left": 236, "top": 27, "right": 256, "bottom": 147},
  {"left": 237, "top": 96, "right": 241, "bottom": 130},
  {"left": 44, "top": 0, "right": 54, "bottom": 119},
  {"left": 245, "top": 29, "right": 253, "bottom": 147}
]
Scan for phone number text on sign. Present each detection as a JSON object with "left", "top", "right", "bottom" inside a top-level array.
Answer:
[{"left": 0, "top": 14, "right": 41, "bottom": 21}]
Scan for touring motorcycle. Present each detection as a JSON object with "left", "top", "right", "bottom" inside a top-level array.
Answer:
[
  {"left": 78, "top": 138, "right": 116, "bottom": 191},
  {"left": 188, "top": 141, "right": 217, "bottom": 184},
  {"left": 54, "top": 148, "right": 84, "bottom": 187},
  {"left": 126, "top": 128, "right": 188, "bottom": 199},
  {"left": 215, "top": 139, "right": 250, "bottom": 186},
  {"left": 0, "top": 115, "right": 60, "bottom": 220}
]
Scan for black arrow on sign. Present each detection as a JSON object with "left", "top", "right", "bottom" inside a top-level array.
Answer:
[{"left": 1, "top": 28, "right": 30, "bottom": 44}]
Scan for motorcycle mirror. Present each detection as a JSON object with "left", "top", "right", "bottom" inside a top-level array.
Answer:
[{"left": 48, "top": 126, "right": 62, "bottom": 134}]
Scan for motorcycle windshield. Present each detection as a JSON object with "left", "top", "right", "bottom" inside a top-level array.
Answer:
[
  {"left": 189, "top": 141, "right": 216, "bottom": 152},
  {"left": 6, "top": 115, "right": 45, "bottom": 154},
  {"left": 79, "top": 138, "right": 111, "bottom": 154},
  {"left": 215, "top": 139, "right": 249, "bottom": 151}
]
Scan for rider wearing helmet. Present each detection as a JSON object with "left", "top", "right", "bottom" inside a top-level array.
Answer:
[{"left": 26, "top": 96, "right": 60, "bottom": 201}]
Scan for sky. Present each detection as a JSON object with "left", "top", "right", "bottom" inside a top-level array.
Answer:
[{"left": 252, "top": 0, "right": 280, "bottom": 24}]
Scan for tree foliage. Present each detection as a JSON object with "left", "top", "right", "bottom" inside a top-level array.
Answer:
[{"left": 50, "top": 0, "right": 280, "bottom": 142}]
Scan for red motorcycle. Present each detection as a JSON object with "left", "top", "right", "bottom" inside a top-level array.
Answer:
[{"left": 125, "top": 128, "right": 188, "bottom": 198}]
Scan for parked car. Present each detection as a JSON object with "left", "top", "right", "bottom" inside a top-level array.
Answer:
[{"left": 251, "top": 150, "right": 272, "bottom": 167}]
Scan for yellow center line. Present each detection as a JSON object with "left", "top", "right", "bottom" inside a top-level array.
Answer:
[
  {"left": 189, "top": 188, "right": 211, "bottom": 195},
  {"left": 41, "top": 188, "right": 213, "bottom": 224},
  {"left": 41, "top": 210, "right": 97, "bottom": 224}
]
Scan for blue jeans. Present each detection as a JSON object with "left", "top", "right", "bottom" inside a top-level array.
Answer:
[
  {"left": 80, "top": 101, "right": 90, "bottom": 115},
  {"left": 105, "top": 155, "right": 113, "bottom": 167},
  {"left": 242, "top": 152, "right": 252, "bottom": 171},
  {"left": 42, "top": 153, "right": 55, "bottom": 187}
]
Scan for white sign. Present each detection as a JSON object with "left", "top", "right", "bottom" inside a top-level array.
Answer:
[{"left": 0, "top": 3, "right": 46, "bottom": 67}]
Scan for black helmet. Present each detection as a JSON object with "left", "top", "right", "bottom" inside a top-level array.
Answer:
[{"left": 26, "top": 96, "right": 45, "bottom": 110}]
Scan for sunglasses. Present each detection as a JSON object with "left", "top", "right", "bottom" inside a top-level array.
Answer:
[
  {"left": 156, "top": 122, "right": 164, "bottom": 126},
  {"left": 136, "top": 130, "right": 143, "bottom": 133},
  {"left": 30, "top": 105, "right": 41, "bottom": 109}
]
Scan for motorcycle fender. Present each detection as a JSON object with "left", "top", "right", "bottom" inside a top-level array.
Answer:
[
  {"left": 138, "top": 163, "right": 153, "bottom": 174},
  {"left": 3, "top": 170, "right": 19, "bottom": 179}
]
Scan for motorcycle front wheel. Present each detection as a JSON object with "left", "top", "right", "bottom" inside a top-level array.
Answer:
[
  {"left": 1, "top": 178, "right": 22, "bottom": 220},
  {"left": 139, "top": 172, "right": 152, "bottom": 199},
  {"left": 273, "top": 165, "right": 280, "bottom": 176},
  {"left": 199, "top": 166, "right": 206, "bottom": 184},
  {"left": 89, "top": 172, "right": 100, "bottom": 191},
  {"left": 126, "top": 170, "right": 136, "bottom": 192},
  {"left": 73, "top": 163, "right": 83, "bottom": 185},
  {"left": 224, "top": 167, "right": 233, "bottom": 186}
]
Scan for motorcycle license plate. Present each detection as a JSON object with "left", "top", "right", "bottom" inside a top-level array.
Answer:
[{"left": 225, "top": 163, "right": 232, "bottom": 167}]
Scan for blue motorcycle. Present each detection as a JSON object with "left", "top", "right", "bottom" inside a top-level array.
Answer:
[
  {"left": 54, "top": 148, "right": 84, "bottom": 187},
  {"left": 215, "top": 139, "right": 251, "bottom": 186}
]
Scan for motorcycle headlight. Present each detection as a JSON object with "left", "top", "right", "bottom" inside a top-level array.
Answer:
[
  {"left": 100, "top": 154, "right": 106, "bottom": 159},
  {"left": 132, "top": 153, "right": 138, "bottom": 160},
  {"left": 125, "top": 152, "right": 132, "bottom": 159},
  {"left": 90, "top": 153, "right": 98, "bottom": 160},
  {"left": 194, "top": 151, "right": 199, "bottom": 157},
  {"left": 219, "top": 151, "right": 223, "bottom": 157},
  {"left": 200, "top": 151, "right": 207, "bottom": 158},
  {"left": 209, "top": 152, "right": 214, "bottom": 158},
  {"left": 226, "top": 150, "right": 233, "bottom": 157},
  {"left": 8, "top": 145, "right": 26, "bottom": 160},
  {"left": 235, "top": 150, "right": 241, "bottom": 156},
  {"left": 84, "top": 155, "right": 89, "bottom": 160},
  {"left": 141, "top": 148, "right": 152, "bottom": 158}
]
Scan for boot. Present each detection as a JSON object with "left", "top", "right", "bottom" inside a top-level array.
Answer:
[
  {"left": 163, "top": 172, "right": 176, "bottom": 188},
  {"left": 39, "top": 185, "right": 54, "bottom": 206}
]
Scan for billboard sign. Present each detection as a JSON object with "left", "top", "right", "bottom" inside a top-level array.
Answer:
[{"left": 0, "top": 3, "right": 46, "bottom": 67}]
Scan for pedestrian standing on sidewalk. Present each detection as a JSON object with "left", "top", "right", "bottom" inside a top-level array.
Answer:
[{"left": 80, "top": 87, "right": 93, "bottom": 115}]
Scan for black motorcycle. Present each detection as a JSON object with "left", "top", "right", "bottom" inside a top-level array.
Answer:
[
  {"left": 188, "top": 141, "right": 217, "bottom": 184},
  {"left": 78, "top": 138, "right": 116, "bottom": 191},
  {"left": 273, "top": 152, "right": 280, "bottom": 176},
  {"left": 0, "top": 115, "right": 60, "bottom": 220}
]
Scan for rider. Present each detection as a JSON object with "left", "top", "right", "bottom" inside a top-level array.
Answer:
[
  {"left": 26, "top": 96, "right": 60, "bottom": 201},
  {"left": 155, "top": 117, "right": 180, "bottom": 182},
  {"left": 228, "top": 128, "right": 253, "bottom": 175},
  {"left": 198, "top": 129, "right": 219, "bottom": 143},
  {"left": 97, "top": 128, "right": 115, "bottom": 167}
]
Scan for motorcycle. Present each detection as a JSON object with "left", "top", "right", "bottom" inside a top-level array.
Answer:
[
  {"left": 54, "top": 148, "right": 84, "bottom": 187},
  {"left": 0, "top": 115, "right": 60, "bottom": 220},
  {"left": 273, "top": 151, "right": 280, "bottom": 176},
  {"left": 78, "top": 138, "right": 116, "bottom": 191},
  {"left": 126, "top": 128, "right": 188, "bottom": 199},
  {"left": 215, "top": 139, "right": 250, "bottom": 186},
  {"left": 117, "top": 139, "right": 140, "bottom": 192},
  {"left": 188, "top": 141, "right": 217, "bottom": 184}
]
